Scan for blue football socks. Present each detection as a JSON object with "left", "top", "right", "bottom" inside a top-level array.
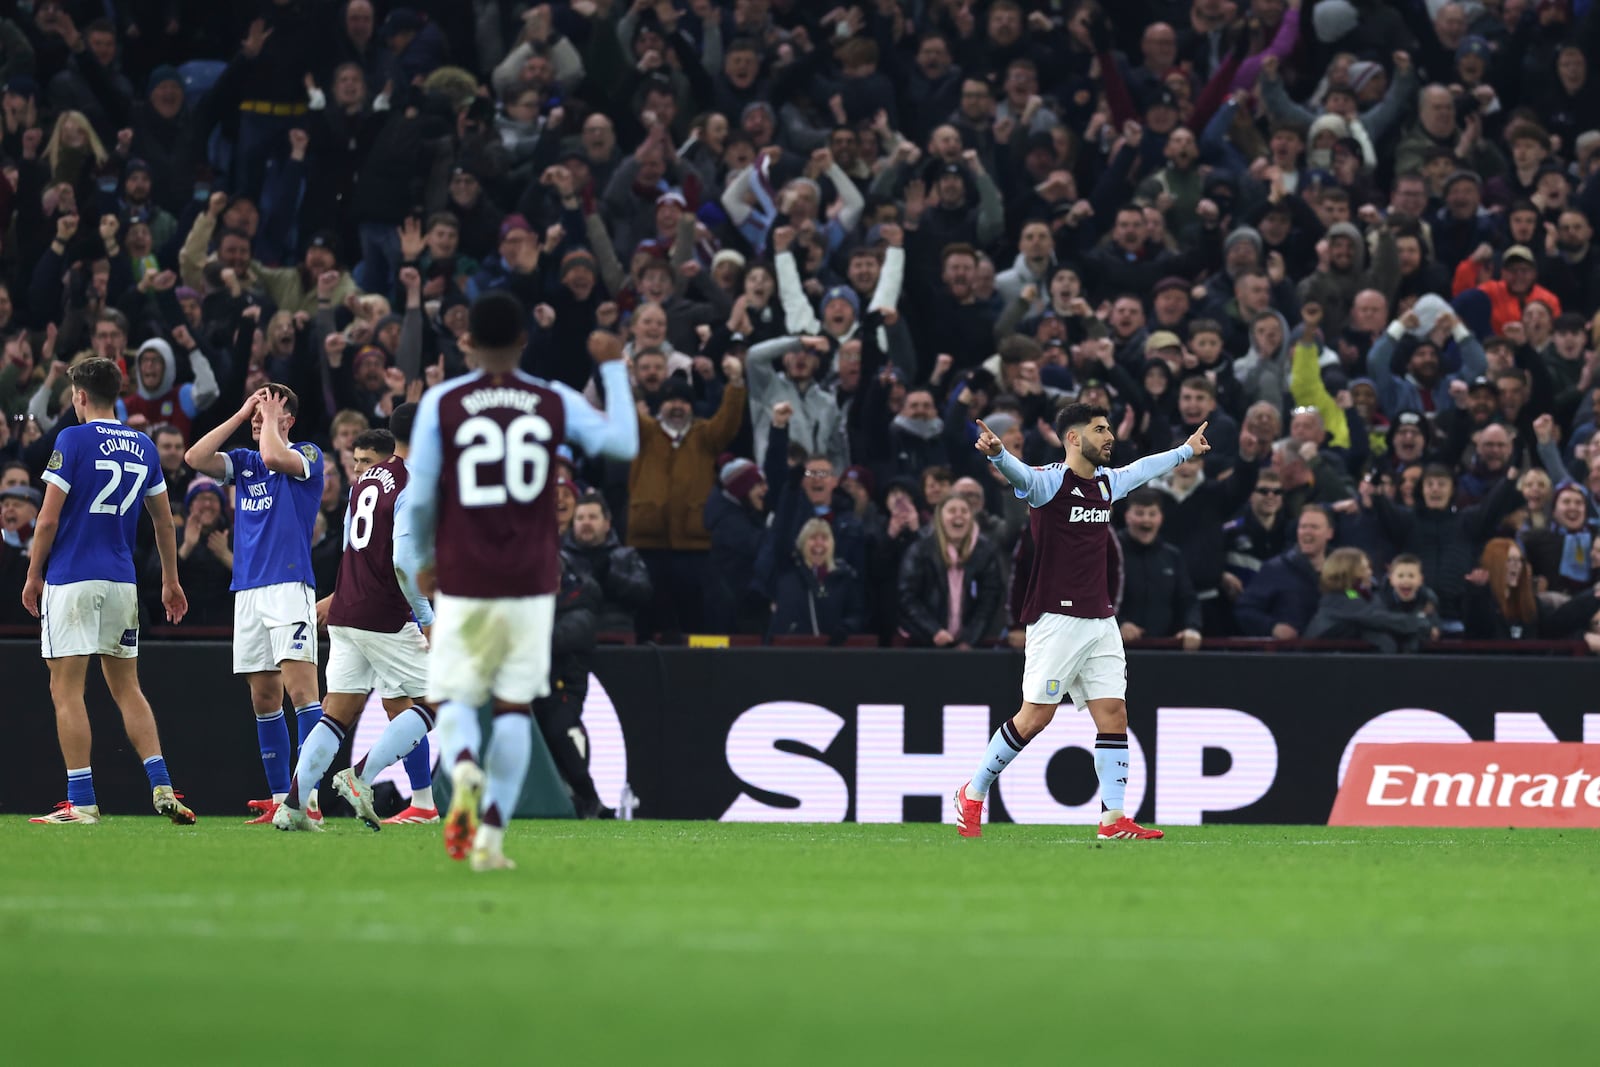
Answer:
[
  {"left": 67, "top": 767, "right": 96, "bottom": 808},
  {"left": 257, "top": 710, "right": 293, "bottom": 796},
  {"left": 143, "top": 755, "right": 172, "bottom": 790}
]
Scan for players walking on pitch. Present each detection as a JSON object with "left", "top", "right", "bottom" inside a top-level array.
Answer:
[
  {"left": 956, "top": 404, "right": 1210, "bottom": 841},
  {"left": 398, "top": 292, "right": 638, "bottom": 871},
  {"left": 185, "top": 384, "right": 327, "bottom": 823},
  {"left": 23, "top": 358, "right": 193, "bottom": 825},
  {"left": 275, "top": 413, "right": 438, "bottom": 832}
]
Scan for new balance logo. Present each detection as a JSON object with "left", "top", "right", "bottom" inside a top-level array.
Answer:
[
  {"left": 1071, "top": 487, "right": 1084, "bottom": 498},
  {"left": 1068, "top": 505, "right": 1112, "bottom": 523}
]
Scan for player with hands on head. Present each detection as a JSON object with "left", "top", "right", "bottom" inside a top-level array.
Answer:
[
  {"left": 962, "top": 407, "right": 1209, "bottom": 840},
  {"left": 184, "top": 382, "right": 328, "bottom": 823}
]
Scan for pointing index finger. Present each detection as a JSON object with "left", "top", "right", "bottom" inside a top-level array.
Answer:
[
  {"left": 1196, "top": 421, "right": 1208, "bottom": 436},
  {"left": 976, "top": 419, "right": 992, "bottom": 437}
]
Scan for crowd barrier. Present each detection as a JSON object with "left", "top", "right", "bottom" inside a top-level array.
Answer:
[{"left": 4, "top": 642, "right": 1595, "bottom": 824}]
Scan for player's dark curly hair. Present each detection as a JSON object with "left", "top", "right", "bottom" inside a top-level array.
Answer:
[
  {"left": 1055, "top": 402, "right": 1109, "bottom": 438},
  {"left": 353, "top": 429, "right": 397, "bottom": 456}
]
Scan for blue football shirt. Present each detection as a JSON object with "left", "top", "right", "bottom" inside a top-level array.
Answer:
[
  {"left": 41, "top": 420, "right": 166, "bottom": 586},
  {"left": 223, "top": 442, "right": 325, "bottom": 592}
]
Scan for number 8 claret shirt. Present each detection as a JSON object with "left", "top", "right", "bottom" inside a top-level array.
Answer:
[{"left": 326, "top": 453, "right": 415, "bottom": 631}]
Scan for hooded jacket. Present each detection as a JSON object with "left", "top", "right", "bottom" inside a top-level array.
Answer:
[
  {"left": 123, "top": 338, "right": 219, "bottom": 437},
  {"left": 1368, "top": 319, "right": 1487, "bottom": 419},
  {"left": 1230, "top": 308, "right": 1291, "bottom": 411},
  {"left": 744, "top": 336, "right": 848, "bottom": 472},
  {"left": 1295, "top": 222, "right": 1399, "bottom": 338}
]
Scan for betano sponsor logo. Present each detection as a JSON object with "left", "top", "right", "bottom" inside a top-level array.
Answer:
[{"left": 1331, "top": 743, "right": 1600, "bottom": 827}]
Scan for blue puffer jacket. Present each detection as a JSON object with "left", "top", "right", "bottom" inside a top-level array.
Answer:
[{"left": 1233, "top": 547, "right": 1322, "bottom": 636}]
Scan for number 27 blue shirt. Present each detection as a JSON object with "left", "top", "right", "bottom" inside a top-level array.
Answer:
[{"left": 41, "top": 420, "right": 166, "bottom": 586}]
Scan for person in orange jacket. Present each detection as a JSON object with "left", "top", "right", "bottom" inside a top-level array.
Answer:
[{"left": 1451, "top": 244, "right": 1562, "bottom": 335}]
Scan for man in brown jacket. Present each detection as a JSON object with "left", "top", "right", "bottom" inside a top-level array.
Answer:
[{"left": 627, "top": 356, "right": 747, "bottom": 635}]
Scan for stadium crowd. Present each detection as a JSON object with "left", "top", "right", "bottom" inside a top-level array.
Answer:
[{"left": 0, "top": 0, "right": 1598, "bottom": 653}]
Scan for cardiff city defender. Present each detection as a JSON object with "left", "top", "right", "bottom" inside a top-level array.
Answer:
[
  {"left": 23, "top": 358, "right": 193, "bottom": 825},
  {"left": 275, "top": 424, "right": 438, "bottom": 832},
  {"left": 186, "top": 385, "right": 327, "bottom": 823},
  {"left": 398, "top": 293, "right": 638, "bottom": 871},
  {"left": 956, "top": 403, "right": 1210, "bottom": 840}
]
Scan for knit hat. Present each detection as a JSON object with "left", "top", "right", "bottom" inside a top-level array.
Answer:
[
  {"left": 719, "top": 456, "right": 764, "bottom": 501},
  {"left": 1312, "top": 0, "right": 1359, "bottom": 42},
  {"left": 499, "top": 214, "right": 532, "bottom": 240},
  {"left": 176, "top": 286, "right": 200, "bottom": 303},
  {"left": 712, "top": 249, "right": 746, "bottom": 273},
  {"left": 184, "top": 477, "right": 227, "bottom": 511},
  {"left": 981, "top": 412, "right": 1019, "bottom": 438},
  {"left": 1346, "top": 61, "right": 1383, "bottom": 95},
  {"left": 842, "top": 465, "right": 876, "bottom": 498},
  {"left": 146, "top": 65, "right": 183, "bottom": 96},
  {"left": 1308, "top": 113, "right": 1350, "bottom": 144},
  {"left": 660, "top": 378, "right": 695, "bottom": 405},
  {"left": 0, "top": 484, "right": 41, "bottom": 508},
  {"left": 1326, "top": 221, "right": 1363, "bottom": 247},
  {"left": 1224, "top": 226, "right": 1263, "bottom": 258},
  {"left": 821, "top": 285, "right": 860, "bottom": 318},
  {"left": 1456, "top": 36, "right": 1493, "bottom": 62},
  {"left": 560, "top": 249, "right": 598, "bottom": 278}
]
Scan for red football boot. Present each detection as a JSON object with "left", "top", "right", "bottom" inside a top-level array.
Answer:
[
  {"left": 1097, "top": 816, "right": 1164, "bottom": 840},
  {"left": 245, "top": 798, "right": 278, "bottom": 824},
  {"left": 953, "top": 782, "right": 985, "bottom": 838},
  {"left": 383, "top": 805, "right": 441, "bottom": 825}
]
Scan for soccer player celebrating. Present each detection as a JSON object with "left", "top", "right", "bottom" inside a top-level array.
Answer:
[
  {"left": 23, "top": 358, "right": 193, "bottom": 824},
  {"left": 185, "top": 385, "right": 326, "bottom": 823},
  {"left": 399, "top": 292, "right": 638, "bottom": 871},
  {"left": 957, "top": 404, "right": 1210, "bottom": 840},
  {"left": 275, "top": 423, "right": 436, "bottom": 832}
]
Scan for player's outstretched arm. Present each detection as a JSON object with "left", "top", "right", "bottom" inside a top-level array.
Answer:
[
  {"left": 20, "top": 484, "right": 66, "bottom": 618},
  {"left": 391, "top": 483, "right": 436, "bottom": 627},
  {"left": 1106, "top": 422, "right": 1210, "bottom": 501},
  {"left": 395, "top": 390, "right": 443, "bottom": 589},
  {"left": 975, "top": 419, "right": 1060, "bottom": 507},
  {"left": 185, "top": 390, "right": 261, "bottom": 478},
  {"left": 558, "top": 331, "right": 641, "bottom": 462},
  {"left": 144, "top": 488, "right": 188, "bottom": 624}
]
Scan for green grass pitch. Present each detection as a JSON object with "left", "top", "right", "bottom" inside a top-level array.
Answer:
[{"left": 3, "top": 818, "right": 1596, "bottom": 1065}]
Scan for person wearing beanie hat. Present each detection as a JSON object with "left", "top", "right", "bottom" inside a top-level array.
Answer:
[
  {"left": 1223, "top": 226, "right": 1264, "bottom": 271},
  {"left": 630, "top": 354, "right": 748, "bottom": 633},
  {"left": 147, "top": 66, "right": 184, "bottom": 97},
  {"left": 719, "top": 457, "right": 766, "bottom": 505},
  {"left": 172, "top": 476, "right": 235, "bottom": 628},
  {"left": 1296, "top": 220, "right": 1396, "bottom": 340},
  {"left": 704, "top": 451, "right": 771, "bottom": 633}
]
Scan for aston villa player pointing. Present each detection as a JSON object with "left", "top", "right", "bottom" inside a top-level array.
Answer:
[
  {"left": 399, "top": 292, "right": 638, "bottom": 871},
  {"left": 957, "top": 404, "right": 1210, "bottom": 841}
]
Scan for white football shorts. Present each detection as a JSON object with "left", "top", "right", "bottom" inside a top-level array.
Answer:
[
  {"left": 40, "top": 580, "right": 140, "bottom": 660},
  {"left": 427, "top": 592, "right": 554, "bottom": 707},
  {"left": 326, "top": 623, "right": 430, "bottom": 699},
  {"left": 1020, "top": 612, "right": 1127, "bottom": 707},
  {"left": 233, "top": 582, "right": 318, "bottom": 674}
]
